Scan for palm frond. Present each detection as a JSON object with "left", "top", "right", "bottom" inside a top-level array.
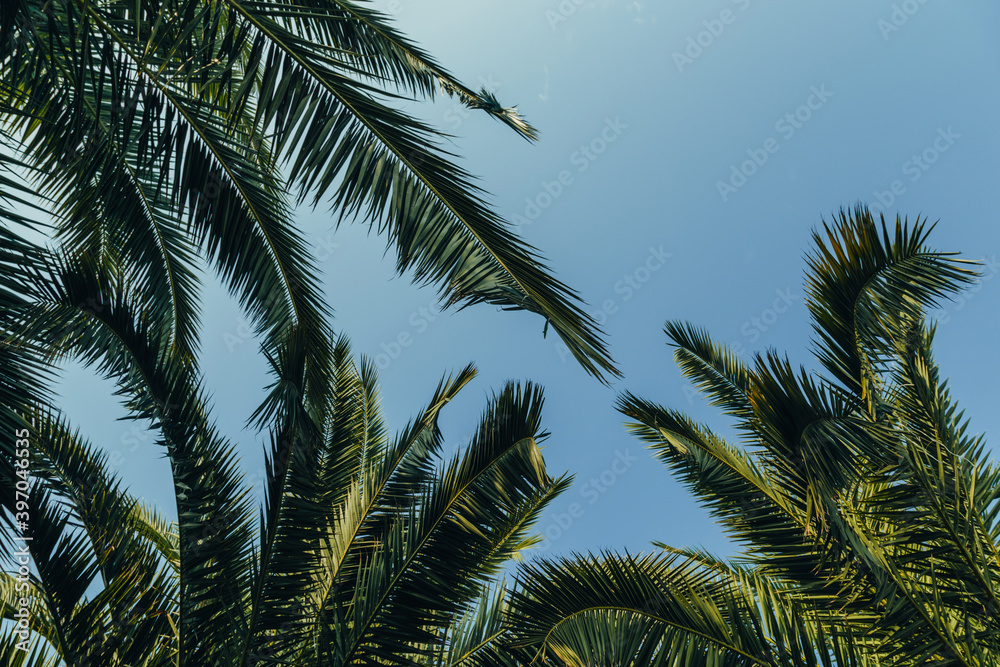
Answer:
[
  {"left": 251, "top": 0, "right": 539, "bottom": 139},
  {"left": 665, "top": 321, "right": 755, "bottom": 423},
  {"left": 804, "top": 206, "right": 976, "bottom": 414},
  {"left": 436, "top": 581, "right": 514, "bottom": 667},
  {"left": 329, "top": 382, "right": 561, "bottom": 666},
  {"left": 10, "top": 251, "right": 256, "bottom": 664},
  {"left": 0, "top": 216, "right": 53, "bottom": 454},
  {"left": 2, "top": 0, "right": 613, "bottom": 387},
  {"left": 509, "top": 552, "right": 850, "bottom": 667}
]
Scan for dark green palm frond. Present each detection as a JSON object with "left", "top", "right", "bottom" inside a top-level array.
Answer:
[
  {"left": 11, "top": 483, "right": 105, "bottom": 666},
  {"left": 852, "top": 324, "right": 1000, "bottom": 664},
  {"left": 665, "top": 321, "right": 755, "bottom": 423},
  {"left": 745, "top": 352, "right": 888, "bottom": 530},
  {"left": 305, "top": 362, "right": 478, "bottom": 655},
  {"left": 453, "top": 86, "right": 538, "bottom": 141},
  {"left": 652, "top": 544, "right": 750, "bottom": 577},
  {"left": 3, "top": 0, "right": 334, "bottom": 393},
  {"left": 0, "top": 625, "right": 60, "bottom": 667},
  {"left": 242, "top": 324, "right": 338, "bottom": 663},
  {"left": 509, "top": 552, "right": 847, "bottom": 667},
  {"left": 248, "top": 0, "right": 539, "bottom": 140},
  {"left": 618, "top": 392, "right": 809, "bottom": 554},
  {"left": 430, "top": 382, "right": 570, "bottom": 573},
  {"left": 12, "top": 252, "right": 255, "bottom": 665},
  {"left": 619, "top": 387, "right": 891, "bottom": 623},
  {"left": 804, "top": 206, "right": 975, "bottom": 414},
  {"left": 526, "top": 608, "right": 683, "bottom": 667},
  {"left": 6, "top": 45, "right": 206, "bottom": 361},
  {"left": 541, "top": 210, "right": 993, "bottom": 667},
  {"left": 328, "top": 382, "right": 560, "bottom": 666},
  {"left": 0, "top": 210, "right": 53, "bottom": 455},
  {"left": 0, "top": 6, "right": 202, "bottom": 350},
  {"left": 662, "top": 322, "right": 893, "bottom": 542},
  {"left": 191, "top": 0, "right": 615, "bottom": 380},
  {"left": 3, "top": 0, "right": 608, "bottom": 383},
  {"left": 6, "top": 5, "right": 588, "bottom": 662},
  {"left": 16, "top": 411, "right": 178, "bottom": 658},
  {"left": 0, "top": 305, "right": 52, "bottom": 459},
  {"left": 318, "top": 343, "right": 389, "bottom": 505},
  {"left": 0, "top": 150, "right": 51, "bottom": 233},
  {"left": 374, "top": 363, "right": 478, "bottom": 509},
  {"left": 277, "top": 77, "right": 610, "bottom": 378},
  {"left": 7, "top": 297, "right": 569, "bottom": 664},
  {"left": 127, "top": 500, "right": 180, "bottom": 572},
  {"left": 436, "top": 582, "right": 515, "bottom": 667}
]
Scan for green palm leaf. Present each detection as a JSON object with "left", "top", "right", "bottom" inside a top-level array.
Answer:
[
  {"left": 4, "top": 272, "right": 570, "bottom": 664},
  {"left": 1, "top": 0, "right": 616, "bottom": 386},
  {"left": 510, "top": 207, "right": 996, "bottom": 667}
]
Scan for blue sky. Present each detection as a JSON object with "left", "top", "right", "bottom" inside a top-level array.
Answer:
[{"left": 56, "top": 0, "right": 1000, "bottom": 560}]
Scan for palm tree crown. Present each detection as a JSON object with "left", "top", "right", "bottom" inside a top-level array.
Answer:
[
  {"left": 0, "top": 4, "right": 611, "bottom": 663},
  {"left": 0, "top": 0, "right": 617, "bottom": 407},
  {"left": 509, "top": 207, "right": 999, "bottom": 667},
  {"left": 1, "top": 298, "right": 569, "bottom": 665}
]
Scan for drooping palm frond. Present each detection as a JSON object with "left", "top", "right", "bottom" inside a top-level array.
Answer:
[
  {"left": 0, "top": 208, "right": 53, "bottom": 456},
  {"left": 617, "top": 392, "right": 822, "bottom": 572},
  {"left": 254, "top": 0, "right": 539, "bottom": 140},
  {"left": 509, "top": 207, "right": 998, "bottom": 667},
  {"left": 7, "top": 250, "right": 257, "bottom": 664},
  {"left": 0, "top": 0, "right": 616, "bottom": 387}
]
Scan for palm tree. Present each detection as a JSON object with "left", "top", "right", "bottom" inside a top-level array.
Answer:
[
  {"left": 0, "top": 0, "right": 617, "bottom": 401},
  {"left": 508, "top": 207, "right": 1000, "bottom": 667},
  {"left": 1, "top": 247, "right": 570, "bottom": 665}
]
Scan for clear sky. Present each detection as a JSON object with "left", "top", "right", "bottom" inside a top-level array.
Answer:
[{"left": 55, "top": 0, "right": 1000, "bottom": 561}]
